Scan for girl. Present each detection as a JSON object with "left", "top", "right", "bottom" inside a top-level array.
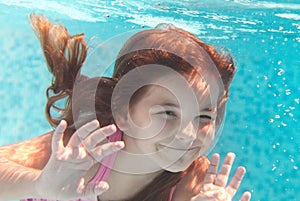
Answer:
[{"left": 0, "top": 14, "right": 251, "bottom": 201}]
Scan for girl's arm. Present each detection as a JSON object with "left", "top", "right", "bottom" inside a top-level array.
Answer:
[
  {"left": 0, "top": 132, "right": 53, "bottom": 200},
  {"left": 0, "top": 120, "right": 124, "bottom": 201},
  {"left": 173, "top": 153, "right": 251, "bottom": 201}
]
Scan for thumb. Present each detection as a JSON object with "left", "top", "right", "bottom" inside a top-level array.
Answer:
[{"left": 79, "top": 178, "right": 109, "bottom": 198}]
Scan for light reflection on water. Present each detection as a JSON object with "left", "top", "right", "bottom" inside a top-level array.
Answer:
[{"left": 0, "top": 1, "right": 299, "bottom": 200}]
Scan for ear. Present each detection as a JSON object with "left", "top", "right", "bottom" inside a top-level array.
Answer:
[{"left": 116, "top": 112, "right": 129, "bottom": 131}]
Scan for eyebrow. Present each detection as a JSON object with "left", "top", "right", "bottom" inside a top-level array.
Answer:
[
  {"left": 160, "top": 103, "right": 180, "bottom": 108},
  {"left": 161, "top": 103, "right": 214, "bottom": 112}
]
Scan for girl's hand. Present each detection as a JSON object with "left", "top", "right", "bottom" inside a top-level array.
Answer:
[
  {"left": 35, "top": 120, "right": 124, "bottom": 200},
  {"left": 192, "top": 153, "right": 251, "bottom": 201}
]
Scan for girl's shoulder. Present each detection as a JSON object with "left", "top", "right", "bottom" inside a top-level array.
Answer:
[{"left": 0, "top": 131, "right": 54, "bottom": 169}]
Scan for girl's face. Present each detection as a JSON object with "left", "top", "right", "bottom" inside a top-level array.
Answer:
[{"left": 119, "top": 73, "right": 220, "bottom": 172}]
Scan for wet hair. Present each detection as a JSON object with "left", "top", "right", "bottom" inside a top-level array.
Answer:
[
  {"left": 30, "top": 13, "right": 235, "bottom": 201},
  {"left": 111, "top": 26, "right": 235, "bottom": 129}
]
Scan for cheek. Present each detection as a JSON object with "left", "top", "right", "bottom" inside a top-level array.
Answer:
[
  {"left": 129, "top": 108, "right": 151, "bottom": 128},
  {"left": 197, "top": 123, "right": 215, "bottom": 141},
  {"left": 146, "top": 117, "right": 179, "bottom": 139}
]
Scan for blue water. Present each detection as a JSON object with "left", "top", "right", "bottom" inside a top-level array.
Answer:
[{"left": 0, "top": 0, "right": 299, "bottom": 200}]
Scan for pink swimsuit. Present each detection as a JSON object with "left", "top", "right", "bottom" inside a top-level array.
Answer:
[{"left": 21, "top": 129, "right": 175, "bottom": 201}]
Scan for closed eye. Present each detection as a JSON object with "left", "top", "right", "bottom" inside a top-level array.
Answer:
[
  {"left": 160, "top": 110, "right": 177, "bottom": 116},
  {"left": 157, "top": 110, "right": 178, "bottom": 119},
  {"left": 198, "top": 115, "right": 212, "bottom": 120},
  {"left": 195, "top": 115, "right": 213, "bottom": 124}
]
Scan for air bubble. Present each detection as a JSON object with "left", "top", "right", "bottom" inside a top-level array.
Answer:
[
  {"left": 289, "top": 106, "right": 295, "bottom": 110},
  {"left": 281, "top": 122, "right": 287, "bottom": 127},
  {"left": 277, "top": 68, "right": 285, "bottom": 76}
]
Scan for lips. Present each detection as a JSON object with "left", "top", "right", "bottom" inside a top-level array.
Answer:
[{"left": 157, "top": 144, "right": 201, "bottom": 151}]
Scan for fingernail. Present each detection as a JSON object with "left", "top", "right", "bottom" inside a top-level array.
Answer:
[
  {"left": 110, "top": 124, "right": 117, "bottom": 132},
  {"left": 114, "top": 141, "right": 125, "bottom": 149},
  {"left": 98, "top": 182, "right": 109, "bottom": 191},
  {"left": 102, "top": 124, "right": 117, "bottom": 135},
  {"left": 212, "top": 153, "right": 220, "bottom": 161},
  {"left": 60, "top": 120, "right": 67, "bottom": 125},
  {"left": 91, "top": 119, "right": 100, "bottom": 127},
  {"left": 227, "top": 152, "right": 236, "bottom": 158}
]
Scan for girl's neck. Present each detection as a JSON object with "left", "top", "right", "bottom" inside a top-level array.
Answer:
[
  {"left": 98, "top": 151, "right": 164, "bottom": 200},
  {"left": 99, "top": 168, "right": 162, "bottom": 200}
]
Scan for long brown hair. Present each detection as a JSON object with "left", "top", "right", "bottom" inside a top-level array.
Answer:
[{"left": 30, "top": 14, "right": 235, "bottom": 201}]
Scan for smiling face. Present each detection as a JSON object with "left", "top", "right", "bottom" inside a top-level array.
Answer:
[
  {"left": 109, "top": 26, "right": 234, "bottom": 173},
  {"left": 118, "top": 72, "right": 220, "bottom": 172}
]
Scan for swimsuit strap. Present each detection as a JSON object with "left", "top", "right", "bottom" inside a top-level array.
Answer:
[
  {"left": 21, "top": 128, "right": 176, "bottom": 201},
  {"left": 88, "top": 128, "right": 122, "bottom": 183},
  {"left": 20, "top": 127, "right": 122, "bottom": 201}
]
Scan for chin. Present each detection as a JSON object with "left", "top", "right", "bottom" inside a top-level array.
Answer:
[
  {"left": 163, "top": 160, "right": 194, "bottom": 172},
  {"left": 154, "top": 147, "right": 200, "bottom": 172}
]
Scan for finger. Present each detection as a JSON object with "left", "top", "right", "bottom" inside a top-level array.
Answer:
[
  {"left": 52, "top": 120, "right": 67, "bottom": 151},
  {"left": 91, "top": 141, "right": 125, "bottom": 162},
  {"left": 87, "top": 181, "right": 109, "bottom": 196},
  {"left": 81, "top": 124, "right": 117, "bottom": 152},
  {"left": 214, "top": 152, "right": 235, "bottom": 187},
  {"left": 240, "top": 191, "right": 251, "bottom": 201},
  {"left": 203, "top": 153, "right": 220, "bottom": 185},
  {"left": 226, "top": 166, "right": 246, "bottom": 197},
  {"left": 77, "top": 178, "right": 109, "bottom": 197},
  {"left": 68, "top": 120, "right": 100, "bottom": 147}
]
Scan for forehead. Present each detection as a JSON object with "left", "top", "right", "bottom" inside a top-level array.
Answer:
[
  {"left": 151, "top": 73, "right": 220, "bottom": 104},
  {"left": 138, "top": 74, "right": 217, "bottom": 111}
]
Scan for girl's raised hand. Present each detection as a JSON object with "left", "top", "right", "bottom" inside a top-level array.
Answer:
[
  {"left": 35, "top": 120, "right": 124, "bottom": 200},
  {"left": 192, "top": 153, "right": 251, "bottom": 201}
]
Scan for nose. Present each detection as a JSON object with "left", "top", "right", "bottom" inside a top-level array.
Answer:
[{"left": 176, "top": 122, "right": 197, "bottom": 141}]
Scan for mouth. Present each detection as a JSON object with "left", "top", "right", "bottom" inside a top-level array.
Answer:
[{"left": 158, "top": 144, "right": 201, "bottom": 151}]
